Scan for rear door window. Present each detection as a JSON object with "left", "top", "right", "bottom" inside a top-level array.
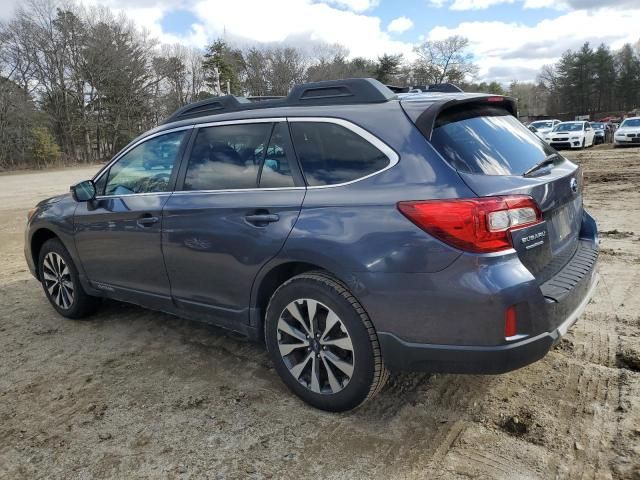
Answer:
[
  {"left": 183, "top": 123, "right": 273, "bottom": 190},
  {"left": 430, "top": 106, "right": 556, "bottom": 176},
  {"left": 289, "top": 121, "right": 390, "bottom": 186}
]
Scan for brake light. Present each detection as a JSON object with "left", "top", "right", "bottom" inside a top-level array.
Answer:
[{"left": 397, "top": 195, "right": 542, "bottom": 253}]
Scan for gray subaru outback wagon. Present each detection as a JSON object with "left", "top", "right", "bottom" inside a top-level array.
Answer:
[{"left": 25, "top": 78, "right": 599, "bottom": 411}]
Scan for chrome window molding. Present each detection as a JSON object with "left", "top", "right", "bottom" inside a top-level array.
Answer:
[
  {"left": 195, "top": 117, "right": 286, "bottom": 129},
  {"left": 171, "top": 187, "right": 305, "bottom": 196},
  {"left": 92, "top": 116, "right": 399, "bottom": 198},
  {"left": 94, "top": 192, "right": 173, "bottom": 200}
]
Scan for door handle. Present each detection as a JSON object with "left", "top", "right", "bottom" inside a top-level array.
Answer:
[
  {"left": 245, "top": 213, "right": 280, "bottom": 225},
  {"left": 137, "top": 215, "right": 159, "bottom": 227}
]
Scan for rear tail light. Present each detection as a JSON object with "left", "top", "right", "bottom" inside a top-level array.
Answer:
[{"left": 397, "top": 195, "right": 542, "bottom": 253}]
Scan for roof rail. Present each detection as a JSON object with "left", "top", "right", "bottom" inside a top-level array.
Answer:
[
  {"left": 163, "top": 96, "right": 252, "bottom": 123},
  {"left": 162, "top": 78, "right": 396, "bottom": 124},
  {"left": 246, "top": 96, "right": 285, "bottom": 102}
]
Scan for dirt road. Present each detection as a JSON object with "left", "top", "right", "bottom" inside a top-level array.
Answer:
[{"left": 1, "top": 150, "right": 639, "bottom": 479}]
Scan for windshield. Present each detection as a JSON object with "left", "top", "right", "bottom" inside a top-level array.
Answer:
[
  {"left": 621, "top": 118, "right": 640, "bottom": 128},
  {"left": 553, "top": 123, "right": 583, "bottom": 132},
  {"left": 430, "top": 107, "right": 556, "bottom": 176},
  {"left": 591, "top": 123, "right": 604, "bottom": 129},
  {"left": 531, "top": 121, "right": 553, "bottom": 128}
]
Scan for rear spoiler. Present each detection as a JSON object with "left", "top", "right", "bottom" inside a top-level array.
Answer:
[{"left": 401, "top": 95, "right": 518, "bottom": 140}]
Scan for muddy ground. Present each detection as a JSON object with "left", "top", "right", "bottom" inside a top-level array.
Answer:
[{"left": 1, "top": 147, "right": 639, "bottom": 480}]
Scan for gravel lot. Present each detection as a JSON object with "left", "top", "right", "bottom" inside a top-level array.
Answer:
[{"left": 1, "top": 147, "right": 639, "bottom": 479}]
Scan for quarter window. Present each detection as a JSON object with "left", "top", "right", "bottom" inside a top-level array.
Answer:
[
  {"left": 289, "top": 122, "right": 390, "bottom": 186},
  {"left": 184, "top": 123, "right": 273, "bottom": 190},
  {"left": 102, "top": 130, "right": 187, "bottom": 196}
]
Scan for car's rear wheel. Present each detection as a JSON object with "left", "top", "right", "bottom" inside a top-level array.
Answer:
[
  {"left": 38, "top": 238, "right": 99, "bottom": 319},
  {"left": 265, "top": 271, "right": 388, "bottom": 411}
]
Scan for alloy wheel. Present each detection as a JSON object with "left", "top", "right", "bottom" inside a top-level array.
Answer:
[
  {"left": 277, "top": 299, "right": 355, "bottom": 394},
  {"left": 42, "top": 252, "right": 74, "bottom": 309}
]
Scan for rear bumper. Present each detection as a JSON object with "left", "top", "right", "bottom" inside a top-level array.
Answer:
[{"left": 379, "top": 270, "right": 599, "bottom": 374}]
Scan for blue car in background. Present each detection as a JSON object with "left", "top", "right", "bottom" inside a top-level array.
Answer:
[{"left": 25, "top": 79, "right": 599, "bottom": 411}]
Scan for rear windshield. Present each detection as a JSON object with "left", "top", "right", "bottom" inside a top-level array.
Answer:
[
  {"left": 531, "top": 121, "right": 553, "bottom": 128},
  {"left": 430, "top": 106, "right": 555, "bottom": 176}
]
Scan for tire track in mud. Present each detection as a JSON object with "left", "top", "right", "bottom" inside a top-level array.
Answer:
[
  {"left": 569, "top": 312, "right": 617, "bottom": 368},
  {"left": 547, "top": 255, "right": 636, "bottom": 478},
  {"left": 548, "top": 300, "right": 622, "bottom": 479},
  {"left": 370, "top": 374, "right": 493, "bottom": 478}
]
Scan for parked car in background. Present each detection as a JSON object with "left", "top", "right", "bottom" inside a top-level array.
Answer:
[
  {"left": 591, "top": 122, "right": 612, "bottom": 144},
  {"left": 24, "top": 79, "right": 599, "bottom": 412},
  {"left": 543, "top": 121, "right": 595, "bottom": 149},
  {"left": 529, "top": 119, "right": 561, "bottom": 136},
  {"left": 614, "top": 117, "right": 640, "bottom": 148}
]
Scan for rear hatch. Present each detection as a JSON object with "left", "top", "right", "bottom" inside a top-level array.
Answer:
[{"left": 401, "top": 95, "right": 583, "bottom": 282}]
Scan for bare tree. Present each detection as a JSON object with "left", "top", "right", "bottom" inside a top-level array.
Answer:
[
  {"left": 413, "top": 35, "right": 478, "bottom": 84},
  {"left": 266, "top": 47, "right": 307, "bottom": 96}
]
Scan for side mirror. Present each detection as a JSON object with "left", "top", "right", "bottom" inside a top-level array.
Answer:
[{"left": 71, "top": 180, "right": 96, "bottom": 202}]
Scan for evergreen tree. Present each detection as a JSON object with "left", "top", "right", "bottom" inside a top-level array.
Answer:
[
  {"left": 374, "top": 54, "right": 402, "bottom": 84},
  {"left": 202, "top": 39, "right": 243, "bottom": 95},
  {"left": 615, "top": 43, "right": 640, "bottom": 111}
]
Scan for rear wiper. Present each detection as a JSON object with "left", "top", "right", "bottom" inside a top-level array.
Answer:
[{"left": 523, "top": 153, "right": 561, "bottom": 177}]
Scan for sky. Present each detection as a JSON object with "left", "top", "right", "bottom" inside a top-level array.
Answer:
[{"left": 2, "top": 0, "right": 639, "bottom": 83}]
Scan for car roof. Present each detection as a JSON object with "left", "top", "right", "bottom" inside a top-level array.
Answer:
[
  {"left": 150, "top": 79, "right": 515, "bottom": 136},
  {"left": 130, "top": 78, "right": 518, "bottom": 153}
]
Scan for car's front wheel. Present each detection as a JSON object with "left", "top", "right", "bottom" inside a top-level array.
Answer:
[
  {"left": 265, "top": 271, "right": 388, "bottom": 411},
  {"left": 38, "top": 238, "right": 99, "bottom": 319}
]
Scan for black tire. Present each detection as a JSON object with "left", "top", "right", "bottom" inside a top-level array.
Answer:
[
  {"left": 265, "top": 271, "right": 388, "bottom": 412},
  {"left": 38, "top": 238, "right": 99, "bottom": 319},
  {"left": 580, "top": 138, "right": 585, "bottom": 149}
]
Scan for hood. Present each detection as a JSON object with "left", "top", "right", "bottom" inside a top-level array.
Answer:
[
  {"left": 36, "top": 192, "right": 71, "bottom": 208},
  {"left": 548, "top": 130, "right": 584, "bottom": 136},
  {"left": 617, "top": 126, "right": 640, "bottom": 134}
]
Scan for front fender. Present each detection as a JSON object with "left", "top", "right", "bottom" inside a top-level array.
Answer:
[{"left": 25, "top": 195, "right": 90, "bottom": 290}]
